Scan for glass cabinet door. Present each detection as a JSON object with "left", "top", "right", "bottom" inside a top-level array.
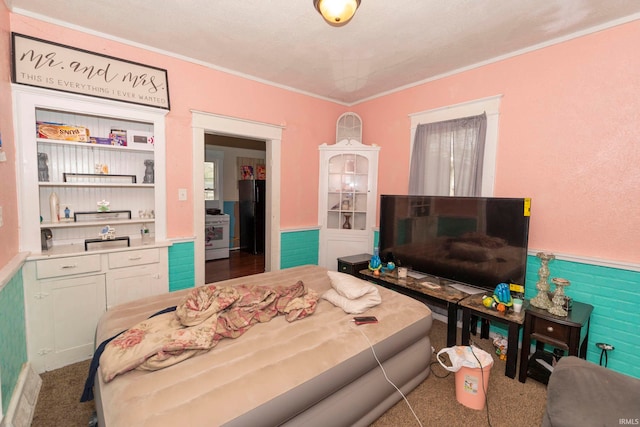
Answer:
[{"left": 326, "top": 153, "right": 369, "bottom": 230}]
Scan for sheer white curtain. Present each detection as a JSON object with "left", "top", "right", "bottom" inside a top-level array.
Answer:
[{"left": 408, "top": 113, "right": 487, "bottom": 196}]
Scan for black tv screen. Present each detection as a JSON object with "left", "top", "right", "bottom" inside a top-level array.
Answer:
[{"left": 379, "top": 195, "right": 530, "bottom": 292}]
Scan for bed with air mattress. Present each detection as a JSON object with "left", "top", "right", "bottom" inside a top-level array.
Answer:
[{"left": 91, "top": 265, "right": 432, "bottom": 426}]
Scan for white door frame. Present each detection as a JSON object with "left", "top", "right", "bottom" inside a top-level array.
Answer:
[{"left": 192, "top": 111, "right": 283, "bottom": 286}]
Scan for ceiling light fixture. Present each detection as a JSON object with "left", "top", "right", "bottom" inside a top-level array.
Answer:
[{"left": 313, "top": 0, "right": 361, "bottom": 27}]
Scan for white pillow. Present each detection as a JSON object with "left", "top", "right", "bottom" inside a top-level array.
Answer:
[
  {"left": 326, "top": 270, "right": 377, "bottom": 299},
  {"left": 322, "top": 271, "right": 382, "bottom": 314},
  {"left": 322, "top": 288, "right": 381, "bottom": 314}
]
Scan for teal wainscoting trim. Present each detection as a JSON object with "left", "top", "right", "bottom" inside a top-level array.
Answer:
[
  {"left": 281, "top": 229, "right": 319, "bottom": 269},
  {"left": 168, "top": 241, "right": 195, "bottom": 292},
  {"left": 523, "top": 255, "right": 640, "bottom": 379},
  {"left": 475, "top": 255, "right": 639, "bottom": 379},
  {"left": 223, "top": 201, "right": 236, "bottom": 248},
  {"left": 0, "top": 269, "right": 28, "bottom": 415}
]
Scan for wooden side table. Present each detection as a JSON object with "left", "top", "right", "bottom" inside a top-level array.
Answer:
[
  {"left": 459, "top": 293, "right": 525, "bottom": 379},
  {"left": 336, "top": 254, "right": 372, "bottom": 278},
  {"left": 518, "top": 301, "right": 593, "bottom": 383}
]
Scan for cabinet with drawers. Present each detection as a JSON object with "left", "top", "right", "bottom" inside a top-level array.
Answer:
[
  {"left": 518, "top": 301, "right": 593, "bottom": 383},
  {"left": 14, "top": 86, "right": 172, "bottom": 373},
  {"left": 106, "top": 248, "right": 165, "bottom": 309},
  {"left": 23, "top": 246, "right": 169, "bottom": 373}
]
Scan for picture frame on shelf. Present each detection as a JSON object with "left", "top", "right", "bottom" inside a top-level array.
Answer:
[
  {"left": 63, "top": 173, "right": 137, "bottom": 184},
  {"left": 127, "top": 130, "right": 154, "bottom": 147},
  {"left": 84, "top": 236, "right": 130, "bottom": 251},
  {"left": 74, "top": 210, "right": 132, "bottom": 222},
  {"left": 109, "top": 129, "right": 127, "bottom": 146}
]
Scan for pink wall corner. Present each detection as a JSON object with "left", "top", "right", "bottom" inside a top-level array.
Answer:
[
  {"left": 9, "top": 14, "right": 345, "bottom": 240},
  {"left": 355, "top": 21, "right": 640, "bottom": 264},
  {"left": 7, "top": 13, "right": 638, "bottom": 265},
  {"left": 0, "top": 3, "right": 19, "bottom": 270}
]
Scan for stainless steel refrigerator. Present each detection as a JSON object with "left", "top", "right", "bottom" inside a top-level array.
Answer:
[{"left": 238, "top": 179, "right": 266, "bottom": 254}]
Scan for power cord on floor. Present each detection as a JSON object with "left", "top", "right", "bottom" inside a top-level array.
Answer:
[
  {"left": 352, "top": 323, "right": 423, "bottom": 427},
  {"left": 431, "top": 350, "right": 452, "bottom": 378},
  {"left": 469, "top": 340, "right": 493, "bottom": 427}
]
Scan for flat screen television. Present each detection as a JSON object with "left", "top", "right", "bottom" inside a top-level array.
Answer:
[{"left": 379, "top": 195, "right": 530, "bottom": 293}]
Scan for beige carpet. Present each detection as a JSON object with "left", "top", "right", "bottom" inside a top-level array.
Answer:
[
  {"left": 372, "top": 318, "right": 548, "bottom": 427},
  {"left": 31, "top": 319, "right": 547, "bottom": 426}
]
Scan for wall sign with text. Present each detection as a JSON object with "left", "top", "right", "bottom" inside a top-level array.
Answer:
[{"left": 11, "top": 33, "right": 170, "bottom": 110}]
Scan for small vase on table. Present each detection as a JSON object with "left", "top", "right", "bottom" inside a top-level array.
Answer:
[
  {"left": 342, "top": 214, "right": 352, "bottom": 229},
  {"left": 530, "top": 252, "right": 554, "bottom": 309},
  {"left": 548, "top": 278, "right": 570, "bottom": 317}
]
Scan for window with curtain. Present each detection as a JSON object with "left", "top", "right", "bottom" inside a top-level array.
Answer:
[{"left": 408, "top": 113, "right": 487, "bottom": 196}]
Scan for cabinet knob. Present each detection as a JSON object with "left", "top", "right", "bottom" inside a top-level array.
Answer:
[
  {"left": 129, "top": 256, "right": 143, "bottom": 260},
  {"left": 546, "top": 326, "right": 554, "bottom": 333},
  {"left": 61, "top": 264, "right": 77, "bottom": 269}
]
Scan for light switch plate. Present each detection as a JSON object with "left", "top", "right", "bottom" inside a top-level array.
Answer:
[{"left": 178, "top": 188, "right": 187, "bottom": 201}]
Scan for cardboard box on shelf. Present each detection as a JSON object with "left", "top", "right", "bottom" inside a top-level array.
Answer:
[
  {"left": 109, "top": 129, "right": 128, "bottom": 146},
  {"left": 90, "top": 137, "right": 113, "bottom": 145},
  {"left": 37, "top": 122, "right": 90, "bottom": 142}
]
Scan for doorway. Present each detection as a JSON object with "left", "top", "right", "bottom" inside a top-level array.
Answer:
[
  {"left": 205, "top": 251, "right": 265, "bottom": 283},
  {"left": 204, "top": 134, "right": 266, "bottom": 283},
  {"left": 192, "top": 111, "right": 283, "bottom": 287}
]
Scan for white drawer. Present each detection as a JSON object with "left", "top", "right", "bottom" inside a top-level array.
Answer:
[
  {"left": 108, "top": 248, "right": 160, "bottom": 269},
  {"left": 36, "top": 255, "right": 102, "bottom": 279}
]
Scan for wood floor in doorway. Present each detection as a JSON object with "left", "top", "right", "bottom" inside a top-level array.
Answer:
[{"left": 205, "top": 250, "right": 265, "bottom": 283}]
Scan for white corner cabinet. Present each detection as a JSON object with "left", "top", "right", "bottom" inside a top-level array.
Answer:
[
  {"left": 13, "top": 86, "right": 170, "bottom": 372},
  {"left": 318, "top": 139, "right": 380, "bottom": 270}
]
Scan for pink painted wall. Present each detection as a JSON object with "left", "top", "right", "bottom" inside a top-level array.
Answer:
[
  {"left": 7, "top": 14, "right": 345, "bottom": 245},
  {"left": 355, "top": 21, "right": 640, "bottom": 264},
  {"left": 2, "top": 13, "right": 638, "bottom": 270},
  {"left": 0, "top": 3, "right": 18, "bottom": 269}
]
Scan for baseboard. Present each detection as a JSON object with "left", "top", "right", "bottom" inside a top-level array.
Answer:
[{"left": 1, "top": 363, "right": 42, "bottom": 427}]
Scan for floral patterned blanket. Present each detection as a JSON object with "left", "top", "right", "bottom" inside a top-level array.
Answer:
[{"left": 99, "top": 280, "right": 318, "bottom": 382}]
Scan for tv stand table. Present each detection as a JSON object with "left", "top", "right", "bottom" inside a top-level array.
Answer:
[
  {"left": 359, "top": 269, "right": 469, "bottom": 347},
  {"left": 459, "top": 293, "right": 526, "bottom": 379}
]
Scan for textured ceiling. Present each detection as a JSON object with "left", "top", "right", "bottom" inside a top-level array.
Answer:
[{"left": 7, "top": 1, "right": 640, "bottom": 104}]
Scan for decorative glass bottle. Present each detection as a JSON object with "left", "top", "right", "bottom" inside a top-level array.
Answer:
[
  {"left": 530, "top": 252, "right": 554, "bottom": 309},
  {"left": 140, "top": 223, "right": 151, "bottom": 245},
  {"left": 548, "top": 278, "right": 570, "bottom": 317},
  {"left": 342, "top": 214, "right": 352, "bottom": 229},
  {"left": 369, "top": 246, "right": 382, "bottom": 273}
]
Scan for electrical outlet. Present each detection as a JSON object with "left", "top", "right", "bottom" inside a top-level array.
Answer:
[
  {"left": 0, "top": 206, "right": 3, "bottom": 227},
  {"left": 178, "top": 188, "right": 187, "bottom": 201}
]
